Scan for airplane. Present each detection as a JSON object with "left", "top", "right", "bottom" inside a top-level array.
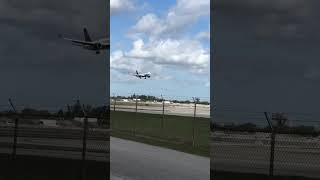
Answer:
[
  {"left": 60, "top": 28, "right": 109, "bottom": 54},
  {"left": 134, "top": 70, "right": 151, "bottom": 79}
]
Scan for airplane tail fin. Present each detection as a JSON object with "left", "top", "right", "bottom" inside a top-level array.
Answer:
[
  {"left": 136, "top": 70, "right": 139, "bottom": 74},
  {"left": 83, "top": 28, "right": 92, "bottom": 42}
]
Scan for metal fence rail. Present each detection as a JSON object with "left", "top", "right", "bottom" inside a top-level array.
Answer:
[
  {"left": 110, "top": 96, "right": 210, "bottom": 118},
  {"left": 0, "top": 100, "right": 110, "bottom": 180},
  {"left": 211, "top": 109, "right": 320, "bottom": 179},
  {"left": 110, "top": 97, "right": 210, "bottom": 155}
]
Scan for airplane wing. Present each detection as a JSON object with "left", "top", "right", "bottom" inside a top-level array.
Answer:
[{"left": 63, "top": 37, "right": 95, "bottom": 46}]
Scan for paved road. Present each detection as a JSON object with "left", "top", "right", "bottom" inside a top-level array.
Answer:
[{"left": 110, "top": 137, "right": 210, "bottom": 180}]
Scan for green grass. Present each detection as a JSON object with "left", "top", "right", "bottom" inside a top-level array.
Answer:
[{"left": 110, "top": 110, "right": 210, "bottom": 157}]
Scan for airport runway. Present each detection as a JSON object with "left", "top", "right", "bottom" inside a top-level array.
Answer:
[
  {"left": 112, "top": 103, "right": 210, "bottom": 118},
  {"left": 211, "top": 132, "right": 320, "bottom": 178},
  {"left": 110, "top": 137, "right": 210, "bottom": 180}
]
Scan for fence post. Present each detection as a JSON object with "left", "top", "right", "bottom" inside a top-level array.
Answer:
[
  {"left": 106, "top": 104, "right": 111, "bottom": 129},
  {"left": 135, "top": 97, "right": 138, "bottom": 113},
  {"left": 81, "top": 105, "right": 88, "bottom": 180},
  {"left": 270, "top": 131, "right": 276, "bottom": 176},
  {"left": 133, "top": 96, "right": 138, "bottom": 136},
  {"left": 192, "top": 97, "right": 197, "bottom": 147},
  {"left": 161, "top": 95, "right": 164, "bottom": 130},
  {"left": 8, "top": 99, "right": 19, "bottom": 160},
  {"left": 264, "top": 112, "right": 275, "bottom": 177},
  {"left": 113, "top": 96, "right": 116, "bottom": 111},
  {"left": 109, "top": 104, "right": 113, "bottom": 130}
]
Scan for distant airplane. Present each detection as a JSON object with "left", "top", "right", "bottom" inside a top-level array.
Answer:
[
  {"left": 134, "top": 70, "right": 151, "bottom": 79},
  {"left": 60, "top": 28, "right": 109, "bottom": 54}
]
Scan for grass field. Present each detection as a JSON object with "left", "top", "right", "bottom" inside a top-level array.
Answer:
[{"left": 110, "top": 110, "right": 210, "bottom": 157}]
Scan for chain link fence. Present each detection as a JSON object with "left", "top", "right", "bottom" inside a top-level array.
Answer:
[
  {"left": 110, "top": 95, "right": 210, "bottom": 156},
  {"left": 211, "top": 107, "right": 320, "bottom": 179},
  {"left": 0, "top": 100, "right": 110, "bottom": 180}
]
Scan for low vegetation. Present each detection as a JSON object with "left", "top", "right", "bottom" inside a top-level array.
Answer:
[
  {"left": 113, "top": 94, "right": 210, "bottom": 105},
  {"left": 211, "top": 122, "right": 320, "bottom": 137}
]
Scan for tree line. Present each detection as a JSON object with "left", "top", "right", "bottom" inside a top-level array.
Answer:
[
  {"left": 211, "top": 122, "right": 320, "bottom": 137},
  {"left": 113, "top": 94, "right": 210, "bottom": 105},
  {"left": 0, "top": 100, "right": 109, "bottom": 120}
]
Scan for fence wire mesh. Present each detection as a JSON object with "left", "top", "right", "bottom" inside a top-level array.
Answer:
[
  {"left": 0, "top": 101, "right": 110, "bottom": 180},
  {"left": 110, "top": 95, "right": 210, "bottom": 156},
  {"left": 211, "top": 107, "right": 320, "bottom": 179}
]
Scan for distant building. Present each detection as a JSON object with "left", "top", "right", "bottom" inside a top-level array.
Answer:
[
  {"left": 39, "top": 119, "right": 58, "bottom": 127},
  {"left": 74, "top": 117, "right": 98, "bottom": 123}
]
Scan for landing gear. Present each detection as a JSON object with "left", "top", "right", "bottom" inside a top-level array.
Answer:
[{"left": 96, "top": 51, "right": 100, "bottom": 54}]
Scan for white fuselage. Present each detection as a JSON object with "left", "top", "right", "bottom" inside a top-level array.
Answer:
[{"left": 135, "top": 73, "right": 151, "bottom": 79}]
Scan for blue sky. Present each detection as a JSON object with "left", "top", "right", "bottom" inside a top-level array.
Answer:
[{"left": 110, "top": 0, "right": 210, "bottom": 101}]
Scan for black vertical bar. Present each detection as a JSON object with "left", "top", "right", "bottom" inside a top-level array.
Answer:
[
  {"left": 133, "top": 97, "right": 137, "bottom": 136},
  {"left": 269, "top": 132, "right": 276, "bottom": 176},
  {"left": 106, "top": 106, "right": 110, "bottom": 180},
  {"left": 162, "top": 95, "right": 164, "bottom": 130},
  {"left": 81, "top": 117, "right": 88, "bottom": 180},
  {"left": 8, "top": 99, "right": 18, "bottom": 160},
  {"left": 264, "top": 112, "right": 275, "bottom": 176},
  {"left": 110, "top": 102, "right": 113, "bottom": 130},
  {"left": 81, "top": 105, "right": 88, "bottom": 180},
  {"left": 264, "top": 112, "right": 273, "bottom": 132},
  {"left": 192, "top": 98, "right": 196, "bottom": 147},
  {"left": 135, "top": 97, "right": 138, "bottom": 113},
  {"left": 12, "top": 117, "right": 19, "bottom": 159}
]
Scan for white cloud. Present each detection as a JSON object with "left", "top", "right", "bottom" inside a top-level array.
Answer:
[
  {"left": 110, "top": 49, "right": 171, "bottom": 82},
  {"left": 126, "top": 38, "right": 209, "bottom": 74},
  {"left": 195, "top": 31, "right": 210, "bottom": 41},
  {"left": 110, "top": 0, "right": 135, "bottom": 15},
  {"left": 111, "top": 0, "right": 210, "bottom": 85},
  {"left": 129, "top": 13, "right": 165, "bottom": 37},
  {"left": 130, "top": 0, "right": 210, "bottom": 38}
]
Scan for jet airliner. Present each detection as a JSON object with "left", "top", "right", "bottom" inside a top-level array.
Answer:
[
  {"left": 61, "top": 28, "right": 109, "bottom": 54},
  {"left": 134, "top": 70, "right": 151, "bottom": 79}
]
